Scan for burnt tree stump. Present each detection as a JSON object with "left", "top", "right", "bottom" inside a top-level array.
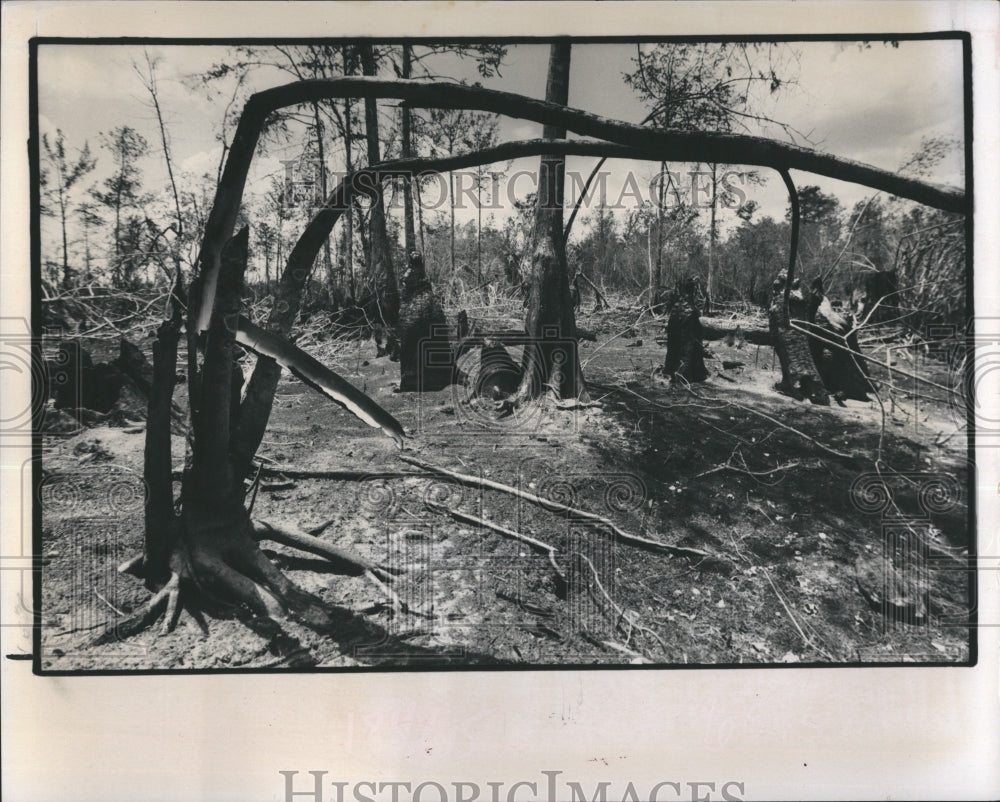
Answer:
[
  {"left": 398, "top": 252, "right": 453, "bottom": 392},
  {"left": 768, "top": 272, "right": 829, "bottom": 405},
  {"left": 663, "top": 277, "right": 708, "bottom": 383},
  {"left": 807, "top": 279, "right": 872, "bottom": 403}
]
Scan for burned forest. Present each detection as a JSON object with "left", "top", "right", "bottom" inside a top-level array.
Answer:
[{"left": 32, "top": 39, "right": 973, "bottom": 670}]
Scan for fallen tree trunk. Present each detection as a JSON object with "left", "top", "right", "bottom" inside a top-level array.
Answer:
[
  {"left": 656, "top": 318, "right": 774, "bottom": 346},
  {"left": 195, "top": 76, "right": 965, "bottom": 334}
]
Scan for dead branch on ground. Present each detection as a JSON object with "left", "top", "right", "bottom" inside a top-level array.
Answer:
[{"left": 400, "top": 454, "right": 722, "bottom": 563}]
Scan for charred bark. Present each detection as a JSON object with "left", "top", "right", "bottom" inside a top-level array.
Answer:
[
  {"left": 518, "top": 41, "right": 586, "bottom": 402},
  {"left": 663, "top": 277, "right": 708, "bottom": 383},
  {"left": 806, "top": 279, "right": 873, "bottom": 403},
  {"left": 359, "top": 45, "right": 400, "bottom": 350},
  {"left": 397, "top": 252, "right": 453, "bottom": 392}
]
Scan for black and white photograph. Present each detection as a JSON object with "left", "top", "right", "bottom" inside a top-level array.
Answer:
[
  {"left": 28, "top": 33, "right": 975, "bottom": 671},
  {"left": 2, "top": 2, "right": 999, "bottom": 800}
]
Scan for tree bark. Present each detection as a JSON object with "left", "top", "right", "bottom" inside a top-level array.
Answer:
[
  {"left": 359, "top": 44, "right": 400, "bottom": 330},
  {"left": 400, "top": 44, "right": 417, "bottom": 254},
  {"left": 518, "top": 41, "right": 586, "bottom": 401},
  {"left": 706, "top": 163, "right": 718, "bottom": 312},
  {"left": 342, "top": 48, "right": 355, "bottom": 298}
]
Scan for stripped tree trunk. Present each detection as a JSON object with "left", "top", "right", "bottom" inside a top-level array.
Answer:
[
  {"left": 359, "top": 44, "right": 400, "bottom": 355},
  {"left": 518, "top": 41, "right": 586, "bottom": 401}
]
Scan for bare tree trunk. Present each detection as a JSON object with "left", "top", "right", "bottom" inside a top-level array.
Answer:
[
  {"left": 60, "top": 200, "right": 71, "bottom": 289},
  {"left": 343, "top": 49, "right": 355, "bottom": 298},
  {"left": 417, "top": 180, "right": 426, "bottom": 254},
  {"left": 359, "top": 44, "right": 399, "bottom": 330},
  {"left": 449, "top": 170, "right": 456, "bottom": 275},
  {"left": 706, "top": 163, "right": 718, "bottom": 313},
  {"left": 400, "top": 44, "right": 417, "bottom": 254},
  {"left": 311, "top": 102, "right": 334, "bottom": 297},
  {"left": 654, "top": 162, "right": 665, "bottom": 297},
  {"left": 518, "top": 41, "right": 586, "bottom": 401},
  {"left": 141, "top": 51, "right": 185, "bottom": 280},
  {"left": 477, "top": 168, "right": 483, "bottom": 283}
]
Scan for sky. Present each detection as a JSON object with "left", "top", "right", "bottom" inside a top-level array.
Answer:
[{"left": 36, "top": 38, "right": 966, "bottom": 255}]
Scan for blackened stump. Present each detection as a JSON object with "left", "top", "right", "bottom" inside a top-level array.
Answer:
[
  {"left": 807, "top": 279, "right": 872, "bottom": 403},
  {"left": 663, "top": 277, "right": 708, "bottom": 383},
  {"left": 398, "top": 252, "right": 453, "bottom": 392},
  {"left": 768, "top": 272, "right": 829, "bottom": 405}
]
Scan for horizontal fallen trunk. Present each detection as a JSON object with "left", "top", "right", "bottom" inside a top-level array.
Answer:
[
  {"left": 655, "top": 321, "right": 773, "bottom": 346},
  {"left": 196, "top": 76, "right": 965, "bottom": 332}
]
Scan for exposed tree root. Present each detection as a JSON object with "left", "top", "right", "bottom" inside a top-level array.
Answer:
[
  {"left": 96, "top": 514, "right": 416, "bottom": 645},
  {"left": 97, "top": 532, "right": 325, "bottom": 644}
]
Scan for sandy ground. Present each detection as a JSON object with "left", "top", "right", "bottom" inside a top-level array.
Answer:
[{"left": 38, "top": 309, "right": 972, "bottom": 670}]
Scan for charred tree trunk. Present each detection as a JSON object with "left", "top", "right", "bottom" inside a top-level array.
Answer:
[
  {"left": 769, "top": 274, "right": 829, "bottom": 405},
  {"left": 103, "top": 228, "right": 333, "bottom": 645},
  {"left": 400, "top": 44, "right": 417, "bottom": 254},
  {"left": 768, "top": 169, "right": 828, "bottom": 405},
  {"left": 359, "top": 44, "right": 400, "bottom": 357},
  {"left": 397, "top": 252, "right": 453, "bottom": 392},
  {"left": 343, "top": 49, "right": 356, "bottom": 299},
  {"left": 518, "top": 41, "right": 586, "bottom": 401},
  {"left": 806, "top": 279, "right": 873, "bottom": 403},
  {"left": 663, "top": 278, "right": 708, "bottom": 383}
]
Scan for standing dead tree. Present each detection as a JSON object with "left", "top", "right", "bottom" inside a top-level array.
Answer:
[
  {"left": 107, "top": 76, "right": 963, "bottom": 642},
  {"left": 518, "top": 41, "right": 585, "bottom": 401}
]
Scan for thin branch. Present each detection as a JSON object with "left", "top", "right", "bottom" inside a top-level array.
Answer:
[
  {"left": 425, "top": 501, "right": 567, "bottom": 589},
  {"left": 400, "top": 454, "right": 718, "bottom": 562},
  {"left": 683, "top": 386, "right": 853, "bottom": 459}
]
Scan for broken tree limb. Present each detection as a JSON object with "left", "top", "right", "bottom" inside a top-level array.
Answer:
[
  {"left": 258, "top": 466, "right": 422, "bottom": 481},
  {"left": 400, "top": 454, "right": 718, "bottom": 562},
  {"left": 696, "top": 320, "right": 774, "bottom": 345},
  {"left": 684, "top": 386, "right": 854, "bottom": 460},
  {"left": 197, "top": 76, "right": 964, "bottom": 334},
  {"left": 250, "top": 519, "right": 396, "bottom": 581},
  {"left": 695, "top": 459, "right": 803, "bottom": 482},
  {"left": 424, "top": 500, "right": 567, "bottom": 592},
  {"left": 575, "top": 271, "right": 610, "bottom": 312},
  {"left": 235, "top": 316, "right": 405, "bottom": 446}
]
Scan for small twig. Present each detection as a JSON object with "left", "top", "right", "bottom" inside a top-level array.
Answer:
[
  {"left": 581, "top": 309, "right": 650, "bottom": 368},
  {"left": 695, "top": 459, "right": 801, "bottom": 483},
  {"left": 760, "top": 567, "right": 835, "bottom": 661},
  {"left": 577, "top": 552, "right": 666, "bottom": 652},
  {"left": 684, "top": 386, "right": 854, "bottom": 460},
  {"left": 364, "top": 569, "right": 430, "bottom": 619},
  {"left": 95, "top": 590, "right": 126, "bottom": 617}
]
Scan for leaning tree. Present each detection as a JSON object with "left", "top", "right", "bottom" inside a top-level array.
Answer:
[{"left": 102, "top": 75, "right": 964, "bottom": 642}]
